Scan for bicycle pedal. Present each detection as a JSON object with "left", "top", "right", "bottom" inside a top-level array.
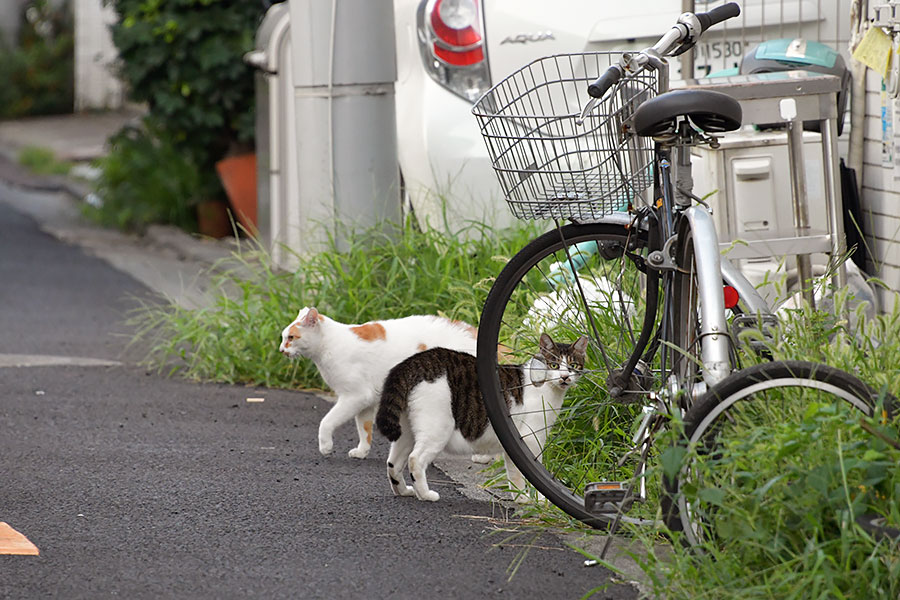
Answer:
[{"left": 584, "top": 481, "right": 630, "bottom": 513}]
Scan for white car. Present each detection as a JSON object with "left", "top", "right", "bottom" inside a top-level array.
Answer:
[{"left": 392, "top": 0, "right": 851, "bottom": 234}]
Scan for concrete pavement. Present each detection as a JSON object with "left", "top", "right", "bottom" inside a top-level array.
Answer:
[
  {"left": 0, "top": 109, "right": 142, "bottom": 163},
  {"left": 0, "top": 111, "right": 648, "bottom": 598},
  {"left": 0, "top": 180, "right": 639, "bottom": 599}
]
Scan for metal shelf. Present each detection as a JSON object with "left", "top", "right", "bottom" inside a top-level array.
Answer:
[
  {"left": 677, "top": 70, "right": 847, "bottom": 306},
  {"left": 722, "top": 228, "right": 833, "bottom": 260}
]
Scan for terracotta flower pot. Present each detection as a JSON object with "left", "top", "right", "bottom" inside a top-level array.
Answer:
[
  {"left": 196, "top": 200, "right": 232, "bottom": 239},
  {"left": 215, "top": 153, "right": 258, "bottom": 235}
]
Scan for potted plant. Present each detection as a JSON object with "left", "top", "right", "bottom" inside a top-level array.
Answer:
[
  {"left": 215, "top": 143, "right": 257, "bottom": 235},
  {"left": 108, "top": 0, "right": 266, "bottom": 237}
]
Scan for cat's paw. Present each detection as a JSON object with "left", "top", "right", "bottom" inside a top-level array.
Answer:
[
  {"left": 416, "top": 490, "right": 440, "bottom": 502},
  {"left": 393, "top": 485, "right": 416, "bottom": 497},
  {"left": 348, "top": 447, "right": 370, "bottom": 459},
  {"left": 513, "top": 492, "right": 531, "bottom": 505},
  {"left": 470, "top": 453, "right": 497, "bottom": 464},
  {"left": 318, "top": 439, "right": 334, "bottom": 455}
]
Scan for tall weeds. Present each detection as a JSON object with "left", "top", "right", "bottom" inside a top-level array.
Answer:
[
  {"left": 131, "top": 219, "right": 900, "bottom": 598},
  {"left": 130, "top": 216, "right": 538, "bottom": 389}
]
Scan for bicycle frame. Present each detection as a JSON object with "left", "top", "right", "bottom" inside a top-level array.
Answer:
[
  {"left": 470, "top": 2, "right": 876, "bottom": 544},
  {"left": 589, "top": 26, "right": 772, "bottom": 396}
]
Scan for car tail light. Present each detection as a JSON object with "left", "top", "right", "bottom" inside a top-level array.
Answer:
[{"left": 417, "top": 0, "right": 491, "bottom": 102}]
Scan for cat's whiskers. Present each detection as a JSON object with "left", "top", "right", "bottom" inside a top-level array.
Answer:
[{"left": 510, "top": 405, "right": 580, "bottom": 419}]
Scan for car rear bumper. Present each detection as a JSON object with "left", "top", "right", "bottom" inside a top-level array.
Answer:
[{"left": 396, "top": 76, "right": 515, "bottom": 234}]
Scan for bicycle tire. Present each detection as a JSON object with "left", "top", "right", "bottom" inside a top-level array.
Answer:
[
  {"left": 670, "top": 217, "right": 738, "bottom": 402},
  {"left": 477, "top": 221, "right": 655, "bottom": 527},
  {"left": 670, "top": 222, "right": 701, "bottom": 398},
  {"left": 663, "top": 360, "right": 896, "bottom": 546}
]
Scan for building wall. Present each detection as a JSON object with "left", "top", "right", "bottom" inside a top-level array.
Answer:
[
  {"left": 861, "top": 62, "right": 900, "bottom": 311},
  {"left": 73, "top": 0, "right": 124, "bottom": 111}
]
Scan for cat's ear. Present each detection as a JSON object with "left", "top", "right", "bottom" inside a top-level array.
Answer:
[
  {"left": 538, "top": 332, "right": 554, "bottom": 353},
  {"left": 301, "top": 307, "right": 320, "bottom": 327},
  {"left": 573, "top": 335, "right": 589, "bottom": 354}
]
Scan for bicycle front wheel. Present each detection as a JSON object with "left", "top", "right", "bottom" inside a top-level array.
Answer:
[
  {"left": 477, "top": 221, "right": 655, "bottom": 527},
  {"left": 670, "top": 222, "right": 701, "bottom": 395},
  {"left": 664, "top": 360, "right": 896, "bottom": 547}
]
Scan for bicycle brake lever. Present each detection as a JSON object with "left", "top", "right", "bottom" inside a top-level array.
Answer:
[
  {"left": 669, "top": 39, "right": 698, "bottom": 57},
  {"left": 576, "top": 97, "right": 600, "bottom": 125}
]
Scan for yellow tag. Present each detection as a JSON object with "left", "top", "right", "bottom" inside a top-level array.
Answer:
[
  {"left": 853, "top": 26, "right": 893, "bottom": 79},
  {"left": 656, "top": 198, "right": 663, "bottom": 208}
]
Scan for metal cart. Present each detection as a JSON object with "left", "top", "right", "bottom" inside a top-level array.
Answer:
[{"left": 678, "top": 70, "right": 847, "bottom": 308}]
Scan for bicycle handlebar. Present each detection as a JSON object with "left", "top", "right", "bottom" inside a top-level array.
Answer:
[
  {"left": 697, "top": 2, "right": 741, "bottom": 34},
  {"left": 586, "top": 2, "right": 741, "bottom": 99},
  {"left": 587, "top": 65, "right": 624, "bottom": 99}
]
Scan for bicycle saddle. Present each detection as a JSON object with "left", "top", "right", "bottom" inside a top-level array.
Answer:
[{"left": 632, "top": 89, "right": 742, "bottom": 137}]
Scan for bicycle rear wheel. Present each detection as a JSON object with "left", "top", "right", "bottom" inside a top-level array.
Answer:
[
  {"left": 476, "top": 221, "right": 656, "bottom": 527},
  {"left": 664, "top": 360, "right": 896, "bottom": 546}
]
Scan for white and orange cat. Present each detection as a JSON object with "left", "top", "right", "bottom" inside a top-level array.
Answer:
[{"left": 279, "top": 307, "right": 478, "bottom": 459}]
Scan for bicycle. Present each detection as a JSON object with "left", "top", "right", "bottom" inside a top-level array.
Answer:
[{"left": 471, "top": 3, "right": 896, "bottom": 544}]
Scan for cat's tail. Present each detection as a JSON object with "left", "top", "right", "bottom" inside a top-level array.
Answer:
[
  {"left": 377, "top": 348, "right": 450, "bottom": 441},
  {"left": 375, "top": 363, "right": 413, "bottom": 442}
]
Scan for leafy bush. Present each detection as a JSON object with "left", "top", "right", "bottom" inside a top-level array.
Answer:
[
  {"left": 107, "top": 0, "right": 266, "bottom": 169},
  {"left": 0, "top": 0, "right": 74, "bottom": 119},
  {"left": 86, "top": 118, "right": 217, "bottom": 231}
]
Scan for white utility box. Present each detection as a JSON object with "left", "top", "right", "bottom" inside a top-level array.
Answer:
[{"left": 692, "top": 128, "right": 829, "bottom": 306}]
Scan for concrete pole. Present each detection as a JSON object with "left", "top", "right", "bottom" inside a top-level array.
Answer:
[
  {"left": 73, "top": 0, "right": 125, "bottom": 110},
  {"left": 288, "top": 0, "right": 401, "bottom": 251}
]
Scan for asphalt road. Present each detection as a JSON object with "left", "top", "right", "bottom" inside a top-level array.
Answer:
[{"left": 0, "top": 192, "right": 638, "bottom": 599}]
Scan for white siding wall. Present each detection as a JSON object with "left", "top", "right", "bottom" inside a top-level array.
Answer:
[
  {"left": 860, "top": 28, "right": 900, "bottom": 311},
  {"left": 73, "top": 0, "right": 124, "bottom": 111}
]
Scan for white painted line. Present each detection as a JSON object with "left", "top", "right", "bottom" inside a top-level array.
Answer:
[{"left": 0, "top": 354, "right": 121, "bottom": 368}]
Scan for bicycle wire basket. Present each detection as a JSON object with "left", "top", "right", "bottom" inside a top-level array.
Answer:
[{"left": 472, "top": 52, "right": 659, "bottom": 221}]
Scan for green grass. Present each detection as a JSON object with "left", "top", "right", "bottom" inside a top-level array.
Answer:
[
  {"left": 132, "top": 215, "right": 540, "bottom": 389},
  {"left": 132, "top": 217, "right": 900, "bottom": 598},
  {"left": 18, "top": 145, "right": 72, "bottom": 176},
  {"left": 632, "top": 403, "right": 900, "bottom": 599},
  {"left": 620, "top": 288, "right": 900, "bottom": 600}
]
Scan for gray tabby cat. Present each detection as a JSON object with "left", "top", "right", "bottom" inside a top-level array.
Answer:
[{"left": 375, "top": 332, "right": 588, "bottom": 502}]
